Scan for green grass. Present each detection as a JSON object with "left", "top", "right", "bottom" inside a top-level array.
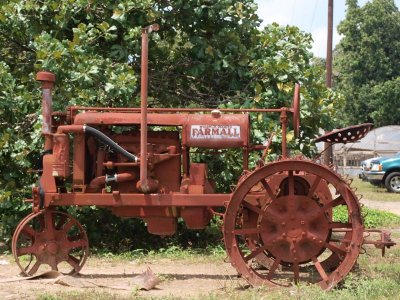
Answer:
[
  {"left": 333, "top": 205, "right": 400, "bottom": 228},
  {"left": 352, "top": 178, "right": 400, "bottom": 202},
  {"left": 92, "top": 244, "right": 227, "bottom": 264}
]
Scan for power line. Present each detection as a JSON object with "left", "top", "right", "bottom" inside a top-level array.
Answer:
[
  {"left": 309, "top": 0, "right": 319, "bottom": 32},
  {"left": 290, "top": 0, "right": 297, "bottom": 24}
]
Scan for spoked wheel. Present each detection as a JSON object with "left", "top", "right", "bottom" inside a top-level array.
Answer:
[
  {"left": 12, "top": 209, "right": 89, "bottom": 276},
  {"left": 224, "top": 159, "right": 364, "bottom": 290}
]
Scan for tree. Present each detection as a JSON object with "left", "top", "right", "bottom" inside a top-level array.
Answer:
[
  {"left": 335, "top": 0, "right": 400, "bottom": 126},
  {"left": 0, "top": 0, "right": 337, "bottom": 248}
]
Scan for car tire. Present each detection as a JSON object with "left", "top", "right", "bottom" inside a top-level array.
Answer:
[{"left": 385, "top": 172, "right": 400, "bottom": 193}]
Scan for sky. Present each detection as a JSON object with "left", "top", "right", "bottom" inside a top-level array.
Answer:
[{"left": 255, "top": 0, "right": 400, "bottom": 57}]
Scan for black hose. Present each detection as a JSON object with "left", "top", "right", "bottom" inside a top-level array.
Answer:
[{"left": 84, "top": 125, "right": 138, "bottom": 162}]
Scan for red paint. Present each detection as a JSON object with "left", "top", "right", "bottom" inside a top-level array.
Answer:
[{"left": 10, "top": 33, "right": 395, "bottom": 291}]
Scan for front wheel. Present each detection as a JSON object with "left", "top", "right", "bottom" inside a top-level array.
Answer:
[
  {"left": 385, "top": 172, "right": 400, "bottom": 193},
  {"left": 12, "top": 209, "right": 89, "bottom": 276}
]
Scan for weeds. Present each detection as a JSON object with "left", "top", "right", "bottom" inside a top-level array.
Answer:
[{"left": 352, "top": 178, "right": 400, "bottom": 202}]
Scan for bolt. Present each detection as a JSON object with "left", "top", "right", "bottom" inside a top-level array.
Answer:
[
  {"left": 301, "top": 232, "right": 307, "bottom": 237},
  {"left": 319, "top": 240, "right": 323, "bottom": 244},
  {"left": 282, "top": 233, "right": 287, "bottom": 237},
  {"left": 312, "top": 237, "right": 316, "bottom": 241},
  {"left": 292, "top": 249, "right": 297, "bottom": 253},
  {"left": 281, "top": 222, "right": 286, "bottom": 226}
]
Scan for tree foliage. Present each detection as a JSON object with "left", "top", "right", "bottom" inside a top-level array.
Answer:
[
  {"left": 0, "top": 1, "right": 337, "bottom": 249},
  {"left": 335, "top": 0, "right": 400, "bottom": 126}
]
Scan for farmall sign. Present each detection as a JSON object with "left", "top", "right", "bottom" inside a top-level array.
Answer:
[{"left": 190, "top": 125, "right": 241, "bottom": 139}]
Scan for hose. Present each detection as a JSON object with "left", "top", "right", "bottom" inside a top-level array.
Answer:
[{"left": 83, "top": 125, "right": 138, "bottom": 162}]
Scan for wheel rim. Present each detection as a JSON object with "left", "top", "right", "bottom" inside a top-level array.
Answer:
[
  {"left": 390, "top": 176, "right": 400, "bottom": 192},
  {"left": 12, "top": 209, "right": 89, "bottom": 276},
  {"left": 224, "top": 159, "right": 364, "bottom": 290}
]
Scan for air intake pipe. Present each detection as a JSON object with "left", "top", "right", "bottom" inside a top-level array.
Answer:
[{"left": 56, "top": 125, "right": 138, "bottom": 162}]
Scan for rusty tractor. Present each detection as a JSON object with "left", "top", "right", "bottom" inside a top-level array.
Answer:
[{"left": 12, "top": 24, "right": 395, "bottom": 290}]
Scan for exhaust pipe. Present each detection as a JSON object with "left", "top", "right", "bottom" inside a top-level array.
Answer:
[
  {"left": 36, "top": 71, "right": 56, "bottom": 151},
  {"left": 139, "top": 24, "right": 159, "bottom": 193}
]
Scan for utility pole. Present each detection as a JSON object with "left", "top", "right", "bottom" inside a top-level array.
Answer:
[{"left": 323, "top": 0, "right": 334, "bottom": 165}]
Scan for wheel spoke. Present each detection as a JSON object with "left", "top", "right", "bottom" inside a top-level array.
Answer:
[
  {"left": 307, "top": 176, "right": 322, "bottom": 198},
  {"left": 243, "top": 201, "right": 281, "bottom": 223},
  {"left": 21, "top": 226, "right": 36, "bottom": 238},
  {"left": 244, "top": 245, "right": 268, "bottom": 262},
  {"left": 266, "top": 258, "right": 281, "bottom": 280},
  {"left": 324, "top": 242, "right": 347, "bottom": 256},
  {"left": 62, "top": 219, "right": 75, "bottom": 233},
  {"left": 329, "top": 222, "right": 352, "bottom": 229},
  {"left": 306, "top": 196, "right": 346, "bottom": 219},
  {"left": 17, "top": 246, "right": 36, "bottom": 256},
  {"left": 27, "top": 260, "right": 41, "bottom": 276},
  {"left": 44, "top": 212, "right": 54, "bottom": 231},
  {"left": 330, "top": 238, "right": 351, "bottom": 244},
  {"left": 233, "top": 227, "right": 262, "bottom": 236},
  {"left": 49, "top": 256, "right": 58, "bottom": 271},
  {"left": 56, "top": 214, "right": 68, "bottom": 230},
  {"left": 293, "top": 262, "right": 300, "bottom": 284},
  {"left": 66, "top": 239, "right": 87, "bottom": 250},
  {"left": 260, "top": 179, "right": 276, "bottom": 202},
  {"left": 67, "top": 255, "right": 80, "bottom": 271},
  {"left": 322, "top": 196, "right": 346, "bottom": 211},
  {"left": 312, "top": 256, "right": 328, "bottom": 281},
  {"left": 288, "top": 171, "right": 295, "bottom": 196}
]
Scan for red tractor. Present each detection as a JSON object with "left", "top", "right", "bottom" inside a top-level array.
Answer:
[{"left": 12, "top": 24, "right": 395, "bottom": 290}]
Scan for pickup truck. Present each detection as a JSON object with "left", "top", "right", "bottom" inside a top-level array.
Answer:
[{"left": 365, "top": 153, "right": 400, "bottom": 193}]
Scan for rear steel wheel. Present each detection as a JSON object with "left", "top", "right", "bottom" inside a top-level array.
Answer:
[
  {"left": 12, "top": 209, "right": 89, "bottom": 276},
  {"left": 224, "top": 159, "right": 363, "bottom": 290}
]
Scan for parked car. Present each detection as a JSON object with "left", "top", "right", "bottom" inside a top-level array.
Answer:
[
  {"left": 365, "top": 152, "right": 400, "bottom": 193},
  {"left": 359, "top": 156, "right": 382, "bottom": 181}
]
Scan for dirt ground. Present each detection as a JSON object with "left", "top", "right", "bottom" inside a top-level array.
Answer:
[
  {"left": 1, "top": 200, "right": 399, "bottom": 300},
  {"left": 361, "top": 199, "right": 400, "bottom": 216},
  {"left": 0, "top": 256, "right": 243, "bottom": 300}
]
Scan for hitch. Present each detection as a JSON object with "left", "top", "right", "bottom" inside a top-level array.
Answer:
[{"left": 363, "top": 229, "right": 396, "bottom": 256}]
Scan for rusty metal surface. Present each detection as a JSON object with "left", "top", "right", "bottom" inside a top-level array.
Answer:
[
  {"left": 223, "top": 159, "right": 364, "bottom": 290},
  {"left": 12, "top": 210, "right": 88, "bottom": 276},
  {"left": 44, "top": 192, "right": 230, "bottom": 207},
  {"left": 139, "top": 25, "right": 158, "bottom": 193},
  {"left": 10, "top": 27, "right": 395, "bottom": 291},
  {"left": 185, "top": 113, "right": 250, "bottom": 148},
  {"left": 292, "top": 84, "right": 300, "bottom": 138},
  {"left": 36, "top": 71, "right": 55, "bottom": 151},
  {"left": 315, "top": 123, "right": 373, "bottom": 144}
]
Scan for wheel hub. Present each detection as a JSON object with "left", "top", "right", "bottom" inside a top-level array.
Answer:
[
  {"left": 44, "top": 240, "right": 59, "bottom": 255},
  {"left": 260, "top": 195, "right": 330, "bottom": 263}
]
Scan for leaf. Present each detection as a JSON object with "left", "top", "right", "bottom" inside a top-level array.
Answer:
[
  {"left": 111, "top": 9, "right": 123, "bottom": 20},
  {"left": 286, "top": 132, "right": 294, "bottom": 143},
  {"left": 205, "top": 45, "right": 213, "bottom": 56}
]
